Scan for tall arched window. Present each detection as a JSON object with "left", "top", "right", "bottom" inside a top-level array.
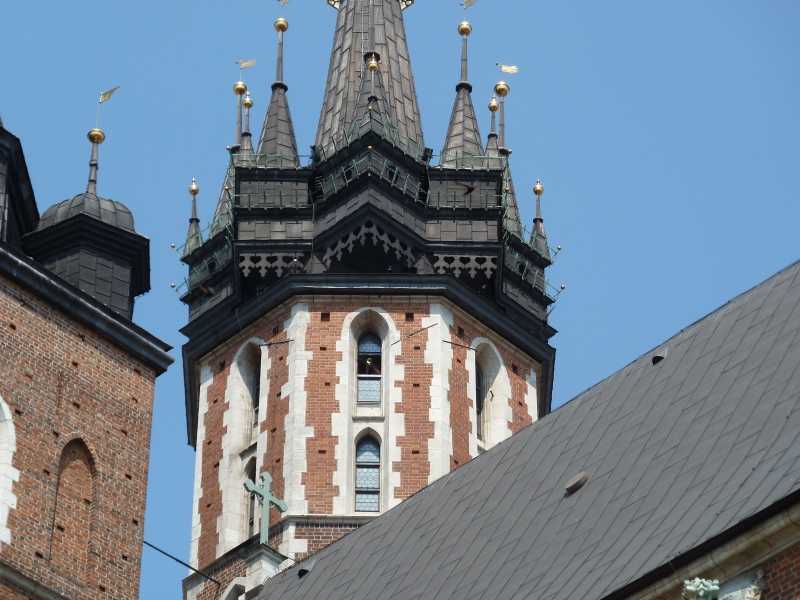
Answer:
[
  {"left": 476, "top": 365, "right": 487, "bottom": 443},
  {"left": 51, "top": 439, "right": 95, "bottom": 579},
  {"left": 355, "top": 436, "right": 380, "bottom": 512},
  {"left": 357, "top": 333, "right": 382, "bottom": 404},
  {"left": 245, "top": 458, "right": 257, "bottom": 538},
  {"left": 241, "top": 344, "right": 261, "bottom": 431}
]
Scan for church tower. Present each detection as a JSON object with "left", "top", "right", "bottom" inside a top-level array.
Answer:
[{"left": 180, "top": 2, "right": 557, "bottom": 597}]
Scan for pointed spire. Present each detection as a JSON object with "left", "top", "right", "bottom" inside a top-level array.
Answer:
[
  {"left": 492, "top": 81, "right": 522, "bottom": 237},
  {"left": 86, "top": 128, "right": 106, "bottom": 195},
  {"left": 240, "top": 91, "right": 254, "bottom": 154},
  {"left": 257, "top": 17, "right": 300, "bottom": 167},
  {"left": 494, "top": 81, "right": 510, "bottom": 151},
  {"left": 316, "top": 0, "right": 424, "bottom": 158},
  {"left": 530, "top": 179, "right": 551, "bottom": 260},
  {"left": 441, "top": 21, "right": 484, "bottom": 168},
  {"left": 485, "top": 96, "right": 500, "bottom": 158},
  {"left": 184, "top": 177, "right": 204, "bottom": 257},
  {"left": 233, "top": 80, "right": 247, "bottom": 151}
]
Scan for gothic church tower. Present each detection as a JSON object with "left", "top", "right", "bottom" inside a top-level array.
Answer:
[{"left": 180, "top": 2, "right": 557, "bottom": 597}]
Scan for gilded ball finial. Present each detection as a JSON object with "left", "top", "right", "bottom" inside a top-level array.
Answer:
[
  {"left": 494, "top": 81, "right": 510, "bottom": 98},
  {"left": 87, "top": 128, "right": 106, "bottom": 144},
  {"left": 189, "top": 177, "right": 200, "bottom": 197},
  {"left": 274, "top": 17, "right": 289, "bottom": 32},
  {"left": 243, "top": 92, "right": 254, "bottom": 108},
  {"left": 367, "top": 53, "right": 380, "bottom": 72},
  {"left": 458, "top": 20, "right": 472, "bottom": 37},
  {"left": 233, "top": 80, "right": 248, "bottom": 96},
  {"left": 534, "top": 178, "right": 544, "bottom": 197},
  {"left": 488, "top": 96, "right": 499, "bottom": 113}
]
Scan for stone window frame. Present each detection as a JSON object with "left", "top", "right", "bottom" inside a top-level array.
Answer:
[
  {"left": 470, "top": 339, "right": 513, "bottom": 451},
  {"left": 0, "top": 394, "right": 18, "bottom": 547}
]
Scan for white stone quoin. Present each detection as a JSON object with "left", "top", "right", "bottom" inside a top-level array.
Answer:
[
  {"left": 189, "top": 366, "right": 213, "bottom": 568},
  {"left": 0, "top": 394, "right": 19, "bottom": 547}
]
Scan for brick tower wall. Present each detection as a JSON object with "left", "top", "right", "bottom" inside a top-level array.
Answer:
[
  {"left": 187, "top": 295, "right": 542, "bottom": 573},
  {"left": 0, "top": 272, "right": 158, "bottom": 600}
]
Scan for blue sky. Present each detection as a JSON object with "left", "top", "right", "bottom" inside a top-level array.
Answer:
[{"left": 2, "top": 1, "right": 799, "bottom": 597}]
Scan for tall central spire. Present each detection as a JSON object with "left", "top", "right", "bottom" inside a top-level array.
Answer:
[{"left": 316, "top": 0, "right": 424, "bottom": 157}]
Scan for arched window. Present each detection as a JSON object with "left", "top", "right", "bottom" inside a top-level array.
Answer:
[
  {"left": 51, "top": 439, "right": 95, "bottom": 578},
  {"left": 241, "top": 344, "right": 261, "bottom": 431},
  {"left": 245, "top": 458, "right": 257, "bottom": 538},
  {"left": 476, "top": 365, "right": 488, "bottom": 443},
  {"left": 355, "top": 436, "right": 380, "bottom": 512},
  {"left": 357, "top": 333, "right": 382, "bottom": 404}
]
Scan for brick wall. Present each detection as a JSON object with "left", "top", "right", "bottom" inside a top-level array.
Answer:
[
  {"left": 0, "top": 272, "right": 157, "bottom": 600},
  {"left": 189, "top": 295, "right": 541, "bottom": 571},
  {"left": 762, "top": 539, "right": 800, "bottom": 599},
  {"left": 0, "top": 580, "right": 31, "bottom": 599}
]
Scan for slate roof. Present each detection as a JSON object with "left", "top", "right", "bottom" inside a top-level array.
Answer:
[
  {"left": 315, "top": 0, "right": 425, "bottom": 158},
  {"left": 257, "top": 83, "right": 300, "bottom": 167},
  {"left": 258, "top": 260, "right": 800, "bottom": 600},
  {"left": 38, "top": 192, "right": 136, "bottom": 233},
  {"left": 440, "top": 85, "right": 483, "bottom": 168}
]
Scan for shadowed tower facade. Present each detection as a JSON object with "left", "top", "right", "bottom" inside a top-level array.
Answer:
[{"left": 179, "top": 2, "right": 558, "bottom": 598}]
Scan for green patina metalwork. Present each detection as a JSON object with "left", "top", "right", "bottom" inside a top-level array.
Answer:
[{"left": 244, "top": 473, "right": 288, "bottom": 546}]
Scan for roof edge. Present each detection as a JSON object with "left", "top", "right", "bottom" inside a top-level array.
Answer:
[{"left": 0, "top": 243, "right": 173, "bottom": 374}]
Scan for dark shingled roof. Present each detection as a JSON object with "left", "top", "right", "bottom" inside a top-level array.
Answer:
[
  {"left": 315, "top": 0, "right": 425, "bottom": 157},
  {"left": 38, "top": 192, "right": 135, "bottom": 233},
  {"left": 258, "top": 259, "right": 800, "bottom": 600}
]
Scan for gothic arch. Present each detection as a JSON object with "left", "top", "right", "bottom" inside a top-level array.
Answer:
[
  {"left": 51, "top": 438, "right": 96, "bottom": 579},
  {"left": 220, "top": 337, "right": 267, "bottom": 553},
  {"left": 0, "top": 394, "right": 19, "bottom": 547},
  {"left": 332, "top": 308, "right": 402, "bottom": 515},
  {"left": 470, "top": 338, "right": 513, "bottom": 448}
]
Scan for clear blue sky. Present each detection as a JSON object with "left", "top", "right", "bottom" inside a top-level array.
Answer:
[{"left": 2, "top": 1, "right": 799, "bottom": 597}]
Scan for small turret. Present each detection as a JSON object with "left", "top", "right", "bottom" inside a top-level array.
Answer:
[
  {"left": 530, "top": 179, "right": 551, "bottom": 260},
  {"left": 257, "top": 17, "right": 300, "bottom": 167},
  {"left": 440, "top": 20, "right": 483, "bottom": 168},
  {"left": 183, "top": 177, "right": 204, "bottom": 257},
  {"left": 24, "top": 128, "right": 150, "bottom": 320}
]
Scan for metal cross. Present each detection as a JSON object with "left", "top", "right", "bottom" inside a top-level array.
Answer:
[{"left": 244, "top": 472, "right": 288, "bottom": 546}]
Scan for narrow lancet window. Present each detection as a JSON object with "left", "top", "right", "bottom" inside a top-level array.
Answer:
[
  {"left": 355, "top": 436, "right": 381, "bottom": 512},
  {"left": 245, "top": 458, "right": 257, "bottom": 538},
  {"left": 476, "top": 365, "right": 486, "bottom": 443},
  {"left": 357, "top": 333, "right": 382, "bottom": 404}
]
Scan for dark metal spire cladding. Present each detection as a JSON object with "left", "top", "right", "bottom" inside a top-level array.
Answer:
[
  {"left": 86, "top": 128, "right": 105, "bottom": 195},
  {"left": 492, "top": 81, "right": 522, "bottom": 237},
  {"left": 316, "top": 0, "right": 425, "bottom": 158},
  {"left": 485, "top": 96, "right": 500, "bottom": 157},
  {"left": 257, "top": 17, "right": 300, "bottom": 167},
  {"left": 184, "top": 177, "right": 204, "bottom": 257},
  {"left": 240, "top": 92, "right": 254, "bottom": 154},
  {"left": 441, "top": 21, "right": 483, "bottom": 168},
  {"left": 530, "top": 179, "right": 551, "bottom": 260}
]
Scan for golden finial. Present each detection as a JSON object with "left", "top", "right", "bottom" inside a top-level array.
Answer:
[
  {"left": 189, "top": 177, "right": 200, "bottom": 197},
  {"left": 243, "top": 91, "right": 254, "bottom": 108},
  {"left": 488, "top": 96, "right": 499, "bottom": 113},
  {"left": 233, "top": 80, "right": 248, "bottom": 95},
  {"left": 367, "top": 55, "right": 380, "bottom": 72},
  {"left": 534, "top": 178, "right": 544, "bottom": 197},
  {"left": 458, "top": 20, "right": 472, "bottom": 37},
  {"left": 87, "top": 128, "right": 106, "bottom": 144},
  {"left": 494, "top": 81, "right": 510, "bottom": 98},
  {"left": 274, "top": 17, "right": 289, "bottom": 32}
]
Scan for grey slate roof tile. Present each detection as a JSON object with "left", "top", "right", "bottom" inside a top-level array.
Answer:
[{"left": 258, "top": 260, "right": 800, "bottom": 600}]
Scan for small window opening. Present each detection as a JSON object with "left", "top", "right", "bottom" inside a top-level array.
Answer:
[{"left": 476, "top": 365, "right": 487, "bottom": 443}]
